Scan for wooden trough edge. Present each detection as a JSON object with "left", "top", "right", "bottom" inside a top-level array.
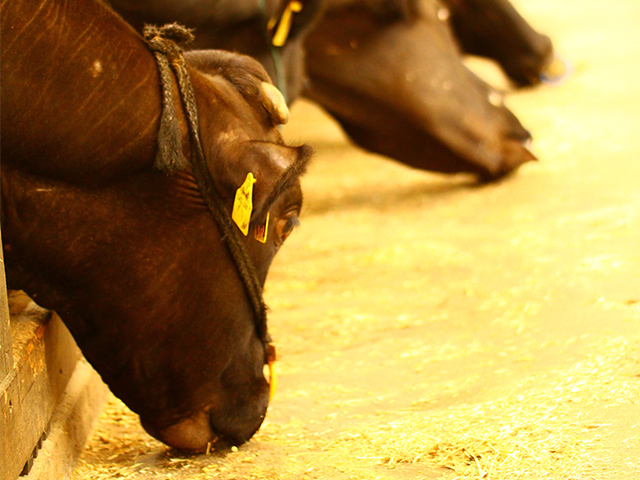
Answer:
[
  {"left": 22, "top": 358, "right": 109, "bottom": 480},
  {"left": 0, "top": 302, "right": 110, "bottom": 480},
  {"left": 1, "top": 230, "right": 110, "bottom": 480}
]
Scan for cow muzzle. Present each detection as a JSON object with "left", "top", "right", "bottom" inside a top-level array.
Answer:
[{"left": 141, "top": 409, "right": 216, "bottom": 452}]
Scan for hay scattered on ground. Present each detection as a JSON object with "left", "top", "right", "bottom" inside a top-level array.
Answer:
[
  {"left": 73, "top": 337, "right": 639, "bottom": 480},
  {"left": 310, "top": 337, "right": 640, "bottom": 479}
]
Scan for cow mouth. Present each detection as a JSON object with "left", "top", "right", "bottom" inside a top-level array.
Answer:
[
  {"left": 140, "top": 410, "right": 217, "bottom": 452},
  {"left": 140, "top": 350, "right": 276, "bottom": 451},
  {"left": 141, "top": 400, "right": 268, "bottom": 452},
  {"left": 140, "top": 365, "right": 274, "bottom": 451}
]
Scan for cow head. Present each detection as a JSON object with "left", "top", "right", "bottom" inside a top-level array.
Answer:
[
  {"left": 303, "top": 0, "right": 536, "bottom": 180},
  {"left": 128, "top": 51, "right": 312, "bottom": 450},
  {"left": 442, "top": 0, "right": 567, "bottom": 86},
  {"left": 1, "top": 24, "right": 311, "bottom": 450}
]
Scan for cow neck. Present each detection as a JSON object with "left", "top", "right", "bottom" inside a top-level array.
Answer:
[{"left": 144, "top": 24, "right": 271, "bottom": 351}]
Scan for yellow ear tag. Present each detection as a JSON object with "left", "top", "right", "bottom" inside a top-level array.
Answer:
[
  {"left": 254, "top": 212, "right": 270, "bottom": 243},
  {"left": 271, "top": 0, "right": 303, "bottom": 47},
  {"left": 232, "top": 173, "right": 256, "bottom": 236}
]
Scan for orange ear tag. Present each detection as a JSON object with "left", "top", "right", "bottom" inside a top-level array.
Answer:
[
  {"left": 232, "top": 173, "right": 256, "bottom": 236},
  {"left": 254, "top": 212, "right": 270, "bottom": 243},
  {"left": 266, "top": 343, "right": 278, "bottom": 402},
  {"left": 268, "top": 360, "right": 277, "bottom": 402}
]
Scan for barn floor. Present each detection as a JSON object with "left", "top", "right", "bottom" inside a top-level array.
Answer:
[{"left": 72, "top": 0, "right": 640, "bottom": 478}]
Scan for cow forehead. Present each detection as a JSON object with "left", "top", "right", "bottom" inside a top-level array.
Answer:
[
  {"left": 203, "top": 73, "right": 285, "bottom": 137},
  {"left": 216, "top": 128, "right": 248, "bottom": 145}
]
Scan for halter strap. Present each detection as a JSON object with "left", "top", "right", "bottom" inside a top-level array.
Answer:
[
  {"left": 258, "top": 0, "right": 289, "bottom": 102},
  {"left": 144, "top": 24, "right": 271, "bottom": 351}
]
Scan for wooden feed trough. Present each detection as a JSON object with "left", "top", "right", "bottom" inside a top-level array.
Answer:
[{"left": 0, "top": 229, "right": 109, "bottom": 480}]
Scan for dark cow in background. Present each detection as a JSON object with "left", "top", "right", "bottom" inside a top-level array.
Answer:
[
  {"left": 109, "top": 0, "right": 566, "bottom": 180},
  {"left": 111, "top": 0, "right": 324, "bottom": 102},
  {"left": 303, "top": 0, "right": 534, "bottom": 179},
  {"left": 441, "top": 0, "right": 567, "bottom": 86},
  {"left": 306, "top": 0, "right": 567, "bottom": 178},
  {"left": 1, "top": 0, "right": 311, "bottom": 450}
]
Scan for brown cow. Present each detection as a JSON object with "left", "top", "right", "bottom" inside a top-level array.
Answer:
[
  {"left": 1, "top": 0, "right": 311, "bottom": 450},
  {"left": 442, "top": 0, "right": 568, "bottom": 87},
  {"left": 303, "top": 0, "right": 536, "bottom": 179},
  {"left": 109, "top": 0, "right": 561, "bottom": 180}
]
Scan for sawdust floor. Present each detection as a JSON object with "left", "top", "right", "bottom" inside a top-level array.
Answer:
[{"left": 72, "top": 1, "right": 640, "bottom": 478}]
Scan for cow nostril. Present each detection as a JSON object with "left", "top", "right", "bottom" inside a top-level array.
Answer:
[
  {"left": 506, "top": 121, "right": 532, "bottom": 144},
  {"left": 522, "top": 136, "right": 533, "bottom": 149},
  {"left": 517, "top": 128, "right": 533, "bottom": 143}
]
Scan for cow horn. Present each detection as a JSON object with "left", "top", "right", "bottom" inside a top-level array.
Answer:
[{"left": 260, "top": 82, "right": 290, "bottom": 125}]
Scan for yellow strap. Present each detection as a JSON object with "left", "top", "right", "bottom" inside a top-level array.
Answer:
[{"left": 272, "top": 0, "right": 303, "bottom": 47}]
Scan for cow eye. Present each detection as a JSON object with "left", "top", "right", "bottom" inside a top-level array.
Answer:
[{"left": 275, "top": 211, "right": 299, "bottom": 245}]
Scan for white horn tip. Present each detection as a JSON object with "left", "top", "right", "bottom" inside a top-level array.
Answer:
[{"left": 260, "top": 82, "right": 290, "bottom": 125}]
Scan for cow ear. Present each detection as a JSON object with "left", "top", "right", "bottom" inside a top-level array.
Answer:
[{"left": 223, "top": 142, "right": 312, "bottom": 224}]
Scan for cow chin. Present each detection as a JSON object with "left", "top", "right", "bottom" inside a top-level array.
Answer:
[
  {"left": 141, "top": 388, "right": 270, "bottom": 451},
  {"left": 142, "top": 410, "right": 216, "bottom": 452}
]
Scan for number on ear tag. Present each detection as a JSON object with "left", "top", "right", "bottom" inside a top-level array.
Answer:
[{"left": 232, "top": 173, "right": 256, "bottom": 236}]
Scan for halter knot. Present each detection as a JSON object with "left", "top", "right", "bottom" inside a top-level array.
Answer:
[
  {"left": 143, "top": 23, "right": 196, "bottom": 174},
  {"left": 144, "top": 23, "right": 194, "bottom": 59}
]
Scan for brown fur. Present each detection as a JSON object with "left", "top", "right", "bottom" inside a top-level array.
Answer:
[{"left": 1, "top": 0, "right": 310, "bottom": 450}]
